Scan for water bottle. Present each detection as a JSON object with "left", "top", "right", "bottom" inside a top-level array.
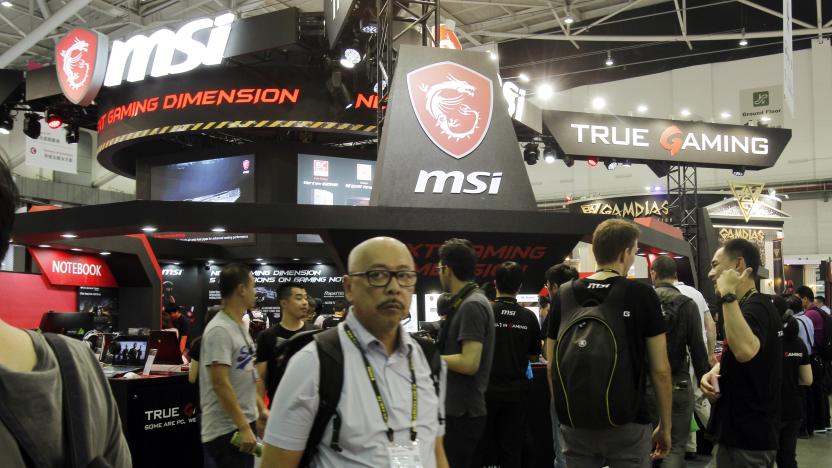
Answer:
[{"left": 230, "top": 431, "right": 264, "bottom": 457}]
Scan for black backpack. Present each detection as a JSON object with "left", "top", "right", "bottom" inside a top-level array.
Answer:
[
  {"left": 655, "top": 285, "right": 695, "bottom": 375},
  {"left": 817, "top": 310, "right": 832, "bottom": 361},
  {"left": 552, "top": 280, "right": 641, "bottom": 430},
  {"left": 271, "top": 327, "right": 443, "bottom": 467}
]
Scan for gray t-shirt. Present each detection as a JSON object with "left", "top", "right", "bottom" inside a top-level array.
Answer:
[
  {"left": 199, "top": 311, "right": 258, "bottom": 443},
  {"left": 0, "top": 331, "right": 131, "bottom": 467},
  {"left": 440, "top": 289, "right": 495, "bottom": 417}
]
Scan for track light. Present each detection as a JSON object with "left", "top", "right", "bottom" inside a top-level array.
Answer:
[
  {"left": 562, "top": 155, "right": 575, "bottom": 167},
  {"left": 732, "top": 166, "right": 746, "bottom": 177},
  {"left": 523, "top": 143, "right": 539, "bottom": 165},
  {"left": 23, "top": 113, "right": 40, "bottom": 139},
  {"left": 605, "top": 159, "right": 619, "bottom": 170},
  {"left": 0, "top": 113, "right": 11, "bottom": 135},
  {"left": 621, "top": 159, "right": 632, "bottom": 167},
  {"left": 739, "top": 28, "right": 748, "bottom": 47},
  {"left": 65, "top": 124, "right": 79, "bottom": 144},
  {"left": 587, "top": 157, "right": 598, "bottom": 167},
  {"left": 543, "top": 144, "right": 556, "bottom": 164},
  {"left": 45, "top": 109, "right": 63, "bottom": 129},
  {"left": 605, "top": 51, "right": 614, "bottom": 67},
  {"left": 360, "top": 19, "right": 378, "bottom": 34}
]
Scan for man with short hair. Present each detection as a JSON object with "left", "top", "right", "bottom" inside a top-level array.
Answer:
[
  {"left": 477, "top": 261, "right": 541, "bottom": 467},
  {"left": 814, "top": 295, "right": 831, "bottom": 315},
  {"left": 795, "top": 285, "right": 829, "bottom": 434},
  {"left": 321, "top": 300, "right": 348, "bottom": 329},
  {"left": 543, "top": 262, "right": 578, "bottom": 468},
  {"left": 261, "top": 237, "right": 448, "bottom": 467},
  {"left": 700, "top": 239, "right": 782, "bottom": 467},
  {"left": 0, "top": 158, "right": 132, "bottom": 467},
  {"left": 437, "top": 238, "right": 495, "bottom": 467},
  {"left": 200, "top": 264, "right": 267, "bottom": 467},
  {"left": 255, "top": 282, "right": 314, "bottom": 406},
  {"left": 547, "top": 219, "right": 672, "bottom": 466},
  {"left": 649, "top": 256, "right": 711, "bottom": 468}
]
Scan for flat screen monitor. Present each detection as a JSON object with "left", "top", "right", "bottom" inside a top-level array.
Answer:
[
  {"left": 38, "top": 312, "right": 94, "bottom": 339},
  {"left": 108, "top": 337, "right": 149, "bottom": 366},
  {"left": 148, "top": 330, "right": 183, "bottom": 365},
  {"left": 149, "top": 154, "right": 255, "bottom": 243},
  {"left": 517, "top": 294, "right": 540, "bottom": 323},
  {"left": 297, "top": 154, "right": 375, "bottom": 243}
]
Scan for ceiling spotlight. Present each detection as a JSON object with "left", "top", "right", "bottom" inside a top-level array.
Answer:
[
  {"left": 344, "top": 47, "right": 361, "bottom": 64},
  {"left": 360, "top": 18, "right": 378, "bottom": 34},
  {"left": 61, "top": 233, "right": 77, "bottom": 238},
  {"left": 523, "top": 143, "right": 539, "bottom": 165},
  {"left": 0, "top": 113, "right": 12, "bottom": 135},
  {"left": 65, "top": 124, "right": 79, "bottom": 144},
  {"left": 739, "top": 28, "right": 748, "bottom": 46},
  {"left": 563, "top": 12, "right": 575, "bottom": 25},
  {"left": 518, "top": 73, "right": 530, "bottom": 83},
  {"left": 211, "top": 227, "right": 226, "bottom": 233},
  {"left": 339, "top": 58, "right": 355, "bottom": 69},
  {"left": 604, "top": 159, "right": 619, "bottom": 170},
  {"left": 260, "top": 262, "right": 267, "bottom": 266},
  {"left": 544, "top": 155, "right": 556, "bottom": 164},
  {"left": 591, "top": 97, "right": 606, "bottom": 111},
  {"left": 45, "top": 109, "right": 63, "bottom": 129},
  {"left": 100, "top": 251, "right": 111, "bottom": 256},
  {"left": 71, "top": 248, "right": 82, "bottom": 252},
  {"left": 23, "top": 113, "right": 40, "bottom": 139},
  {"left": 1, "top": 2, "right": 12, "bottom": 7},
  {"left": 760, "top": 115, "right": 771, "bottom": 123},
  {"left": 604, "top": 51, "right": 614, "bottom": 67},
  {"left": 673, "top": 256, "right": 684, "bottom": 259},
  {"left": 562, "top": 155, "right": 575, "bottom": 167},
  {"left": 488, "top": 50, "right": 498, "bottom": 61},
  {"left": 720, "top": 111, "right": 732, "bottom": 119},
  {"left": 653, "top": 185, "right": 662, "bottom": 192},
  {"left": 680, "top": 108, "right": 691, "bottom": 117},
  {"left": 256, "top": 258, "right": 263, "bottom": 261},
  {"left": 587, "top": 157, "right": 598, "bottom": 167},
  {"left": 38, "top": 244, "right": 51, "bottom": 248},
  {"left": 621, "top": 159, "right": 632, "bottom": 167},
  {"left": 542, "top": 144, "right": 556, "bottom": 163},
  {"left": 292, "top": 257, "right": 300, "bottom": 261},
  {"left": 141, "top": 226, "right": 158, "bottom": 233},
  {"left": 536, "top": 83, "right": 554, "bottom": 100},
  {"left": 637, "top": 104, "right": 648, "bottom": 114},
  {"left": 732, "top": 166, "right": 746, "bottom": 177},
  {"left": 645, "top": 186, "right": 652, "bottom": 191},
  {"left": 208, "top": 259, "right": 215, "bottom": 264}
]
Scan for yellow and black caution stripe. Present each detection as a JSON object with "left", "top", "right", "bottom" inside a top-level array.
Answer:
[{"left": 97, "top": 120, "right": 377, "bottom": 153}]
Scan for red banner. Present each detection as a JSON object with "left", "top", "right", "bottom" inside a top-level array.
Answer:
[{"left": 29, "top": 248, "right": 118, "bottom": 288}]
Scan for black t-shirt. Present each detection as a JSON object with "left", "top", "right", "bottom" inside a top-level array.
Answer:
[
  {"left": 189, "top": 336, "right": 202, "bottom": 362},
  {"left": 255, "top": 322, "right": 315, "bottom": 403},
  {"left": 711, "top": 293, "right": 782, "bottom": 450},
  {"left": 540, "top": 315, "right": 549, "bottom": 341},
  {"left": 546, "top": 276, "right": 666, "bottom": 424},
  {"left": 781, "top": 337, "right": 810, "bottom": 422},
  {"left": 321, "top": 315, "right": 345, "bottom": 329},
  {"left": 489, "top": 298, "right": 542, "bottom": 394}
]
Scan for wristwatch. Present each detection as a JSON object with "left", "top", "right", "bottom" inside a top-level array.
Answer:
[{"left": 720, "top": 293, "right": 737, "bottom": 304}]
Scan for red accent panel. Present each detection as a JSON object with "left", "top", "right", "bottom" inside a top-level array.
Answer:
[
  {"left": 0, "top": 272, "right": 76, "bottom": 329},
  {"left": 28, "top": 205, "right": 62, "bottom": 213},
  {"left": 29, "top": 247, "right": 118, "bottom": 287},
  {"left": 128, "top": 234, "right": 163, "bottom": 328},
  {"left": 634, "top": 217, "right": 684, "bottom": 240}
]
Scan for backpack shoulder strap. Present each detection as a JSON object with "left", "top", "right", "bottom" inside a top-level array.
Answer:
[
  {"left": 558, "top": 281, "right": 582, "bottom": 315},
  {"left": 411, "top": 334, "right": 442, "bottom": 391},
  {"left": 303, "top": 328, "right": 344, "bottom": 463},
  {"left": 43, "top": 333, "right": 104, "bottom": 468}
]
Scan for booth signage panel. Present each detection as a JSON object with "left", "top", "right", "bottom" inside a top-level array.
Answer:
[
  {"left": 569, "top": 195, "right": 670, "bottom": 223},
  {"left": 324, "top": 0, "right": 358, "bottom": 48},
  {"left": 95, "top": 65, "right": 376, "bottom": 156},
  {"left": 372, "top": 45, "right": 537, "bottom": 210},
  {"left": 30, "top": 248, "right": 118, "bottom": 288},
  {"left": 740, "top": 85, "right": 784, "bottom": 127},
  {"left": 544, "top": 110, "right": 791, "bottom": 169},
  {"left": 55, "top": 28, "right": 109, "bottom": 106},
  {"left": 25, "top": 118, "right": 79, "bottom": 174}
]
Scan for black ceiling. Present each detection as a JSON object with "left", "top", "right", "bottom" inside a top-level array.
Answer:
[{"left": 497, "top": 0, "right": 825, "bottom": 91}]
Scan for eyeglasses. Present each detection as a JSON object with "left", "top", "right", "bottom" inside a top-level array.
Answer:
[{"left": 349, "top": 270, "right": 418, "bottom": 287}]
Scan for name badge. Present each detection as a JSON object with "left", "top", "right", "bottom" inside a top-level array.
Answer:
[{"left": 387, "top": 440, "right": 423, "bottom": 468}]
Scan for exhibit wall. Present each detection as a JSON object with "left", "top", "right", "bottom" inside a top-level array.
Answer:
[
  {"left": 0, "top": 272, "right": 76, "bottom": 328},
  {"left": 781, "top": 198, "right": 832, "bottom": 257},
  {"left": 528, "top": 39, "right": 832, "bottom": 201}
]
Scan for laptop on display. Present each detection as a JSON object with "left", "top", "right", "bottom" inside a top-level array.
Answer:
[{"left": 101, "top": 336, "right": 149, "bottom": 377}]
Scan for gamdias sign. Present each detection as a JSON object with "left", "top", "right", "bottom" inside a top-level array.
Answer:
[
  {"left": 55, "top": 14, "right": 235, "bottom": 106},
  {"left": 407, "top": 62, "right": 493, "bottom": 160}
]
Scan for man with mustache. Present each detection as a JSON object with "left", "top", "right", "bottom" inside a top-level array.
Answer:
[{"left": 261, "top": 237, "right": 449, "bottom": 467}]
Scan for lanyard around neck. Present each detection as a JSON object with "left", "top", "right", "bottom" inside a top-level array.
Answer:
[
  {"left": 739, "top": 288, "right": 758, "bottom": 306},
  {"left": 343, "top": 324, "right": 418, "bottom": 443}
]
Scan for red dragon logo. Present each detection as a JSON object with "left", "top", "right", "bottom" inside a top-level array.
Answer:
[
  {"left": 660, "top": 125, "right": 684, "bottom": 156},
  {"left": 407, "top": 62, "right": 493, "bottom": 160},
  {"left": 55, "top": 28, "right": 109, "bottom": 107}
]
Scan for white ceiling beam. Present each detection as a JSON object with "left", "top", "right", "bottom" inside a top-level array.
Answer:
[
  {"left": 440, "top": 7, "right": 483, "bottom": 46},
  {"left": 549, "top": 4, "right": 580, "bottom": 49},
  {"left": 442, "top": 0, "right": 549, "bottom": 8},
  {"left": 672, "top": 0, "right": 691, "bottom": 49},
  {"left": 0, "top": 0, "right": 92, "bottom": 68},
  {"left": 466, "top": 6, "right": 552, "bottom": 32},
  {"left": 817, "top": 0, "right": 823, "bottom": 41},
  {"left": 573, "top": 0, "right": 647, "bottom": 36},
  {"left": 472, "top": 26, "right": 832, "bottom": 42},
  {"left": 735, "top": 0, "right": 815, "bottom": 30},
  {"left": 0, "top": 11, "right": 25, "bottom": 36}
]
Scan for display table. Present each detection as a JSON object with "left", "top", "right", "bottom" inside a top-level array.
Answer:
[{"left": 108, "top": 373, "right": 202, "bottom": 468}]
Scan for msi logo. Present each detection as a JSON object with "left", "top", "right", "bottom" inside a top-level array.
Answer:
[
  {"left": 55, "top": 28, "right": 109, "bottom": 106},
  {"left": 407, "top": 62, "right": 493, "bottom": 159}
]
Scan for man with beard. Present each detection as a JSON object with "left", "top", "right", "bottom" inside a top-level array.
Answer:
[{"left": 700, "top": 239, "right": 782, "bottom": 467}]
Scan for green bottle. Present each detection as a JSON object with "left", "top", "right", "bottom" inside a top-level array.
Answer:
[{"left": 230, "top": 431, "right": 263, "bottom": 457}]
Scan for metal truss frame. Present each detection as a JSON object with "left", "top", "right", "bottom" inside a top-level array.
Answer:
[
  {"left": 376, "top": 0, "right": 440, "bottom": 139},
  {"left": 666, "top": 164, "right": 698, "bottom": 259}
]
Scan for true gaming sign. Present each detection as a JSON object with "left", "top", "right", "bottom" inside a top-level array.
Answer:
[{"left": 543, "top": 110, "right": 792, "bottom": 170}]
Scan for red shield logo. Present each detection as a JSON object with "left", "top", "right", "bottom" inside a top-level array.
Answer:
[
  {"left": 55, "top": 28, "right": 109, "bottom": 106},
  {"left": 407, "top": 62, "right": 493, "bottom": 159}
]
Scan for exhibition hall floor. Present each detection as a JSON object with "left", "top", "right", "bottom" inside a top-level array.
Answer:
[{"left": 687, "top": 432, "right": 832, "bottom": 467}]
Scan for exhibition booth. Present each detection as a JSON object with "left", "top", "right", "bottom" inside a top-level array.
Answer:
[{"left": 2, "top": 7, "right": 796, "bottom": 466}]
